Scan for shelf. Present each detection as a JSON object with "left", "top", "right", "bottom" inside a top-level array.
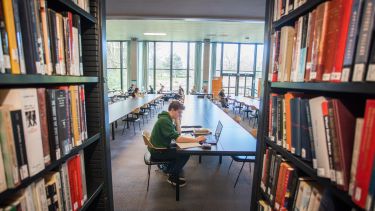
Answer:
[
  {"left": 270, "top": 82, "right": 375, "bottom": 95},
  {"left": 80, "top": 183, "right": 104, "bottom": 211},
  {"left": 273, "top": 0, "right": 328, "bottom": 29},
  {"left": 0, "top": 75, "right": 99, "bottom": 86},
  {"left": 0, "top": 133, "right": 101, "bottom": 203},
  {"left": 264, "top": 137, "right": 363, "bottom": 210},
  {"left": 50, "top": 0, "right": 97, "bottom": 24}
]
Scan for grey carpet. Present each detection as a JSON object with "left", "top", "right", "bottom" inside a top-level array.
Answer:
[{"left": 110, "top": 105, "right": 256, "bottom": 211}]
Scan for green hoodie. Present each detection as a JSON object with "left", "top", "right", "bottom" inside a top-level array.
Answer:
[{"left": 149, "top": 111, "right": 180, "bottom": 152}]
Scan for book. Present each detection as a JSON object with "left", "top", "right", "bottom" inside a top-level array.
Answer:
[
  {"left": 39, "top": 0, "right": 53, "bottom": 75},
  {"left": 305, "top": 100, "right": 317, "bottom": 169},
  {"left": 70, "top": 86, "right": 82, "bottom": 146},
  {"left": 290, "top": 98, "right": 301, "bottom": 156},
  {"left": 366, "top": 35, "right": 375, "bottom": 81},
  {"left": 60, "top": 162, "right": 72, "bottom": 211},
  {"left": 349, "top": 118, "right": 364, "bottom": 196},
  {"left": 2, "top": 0, "right": 21, "bottom": 74},
  {"left": 0, "top": 1, "right": 11, "bottom": 74},
  {"left": 353, "top": 0, "right": 375, "bottom": 81},
  {"left": 46, "top": 89, "right": 62, "bottom": 161},
  {"left": 278, "top": 26, "right": 295, "bottom": 82},
  {"left": 37, "top": 88, "right": 51, "bottom": 165},
  {"left": 11, "top": 0, "right": 26, "bottom": 74},
  {"left": 0, "top": 134, "right": 7, "bottom": 193},
  {"left": 0, "top": 89, "right": 45, "bottom": 176},
  {"left": 342, "top": 0, "right": 365, "bottom": 82},
  {"left": 321, "top": 101, "right": 335, "bottom": 182},
  {"left": 300, "top": 99, "right": 311, "bottom": 161},
  {"left": 32, "top": 179, "right": 48, "bottom": 211},
  {"left": 304, "top": 10, "right": 316, "bottom": 82},
  {"left": 79, "top": 150, "right": 87, "bottom": 204},
  {"left": 353, "top": 100, "right": 375, "bottom": 208},
  {"left": 68, "top": 155, "right": 83, "bottom": 211},
  {"left": 309, "top": 97, "right": 330, "bottom": 178}
]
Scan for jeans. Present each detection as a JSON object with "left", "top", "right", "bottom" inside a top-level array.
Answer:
[{"left": 151, "top": 149, "right": 190, "bottom": 177}]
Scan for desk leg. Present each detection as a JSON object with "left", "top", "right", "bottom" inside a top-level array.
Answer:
[
  {"left": 115, "top": 121, "right": 118, "bottom": 128},
  {"left": 199, "top": 155, "right": 202, "bottom": 164},
  {"left": 219, "top": 155, "right": 222, "bottom": 164},
  {"left": 176, "top": 157, "right": 180, "bottom": 201},
  {"left": 111, "top": 123, "right": 115, "bottom": 140}
]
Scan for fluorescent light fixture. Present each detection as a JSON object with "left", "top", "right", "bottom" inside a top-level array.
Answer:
[{"left": 143, "top": 32, "right": 167, "bottom": 36}]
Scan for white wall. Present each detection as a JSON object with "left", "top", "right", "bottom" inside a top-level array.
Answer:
[{"left": 106, "top": 0, "right": 265, "bottom": 20}]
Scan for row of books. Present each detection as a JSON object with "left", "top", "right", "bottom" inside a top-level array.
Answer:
[
  {"left": 0, "top": 0, "right": 84, "bottom": 75},
  {"left": 73, "top": 0, "right": 90, "bottom": 13},
  {"left": 269, "top": 0, "right": 375, "bottom": 83},
  {"left": 0, "top": 86, "right": 88, "bottom": 194},
  {"left": 260, "top": 149, "right": 338, "bottom": 210},
  {"left": 273, "top": 0, "right": 307, "bottom": 21},
  {"left": 0, "top": 152, "right": 87, "bottom": 211},
  {"left": 268, "top": 93, "right": 375, "bottom": 209}
]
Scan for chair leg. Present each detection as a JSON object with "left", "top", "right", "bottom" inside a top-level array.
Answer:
[
  {"left": 219, "top": 155, "right": 222, "bottom": 164},
  {"left": 199, "top": 155, "right": 202, "bottom": 164},
  {"left": 147, "top": 165, "right": 151, "bottom": 191},
  {"left": 234, "top": 162, "right": 246, "bottom": 188},
  {"left": 138, "top": 121, "right": 141, "bottom": 130},
  {"left": 133, "top": 122, "right": 136, "bottom": 134},
  {"left": 228, "top": 159, "right": 234, "bottom": 173},
  {"left": 121, "top": 121, "right": 126, "bottom": 135}
]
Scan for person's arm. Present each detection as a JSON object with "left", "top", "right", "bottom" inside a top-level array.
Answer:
[{"left": 176, "top": 135, "right": 206, "bottom": 143}]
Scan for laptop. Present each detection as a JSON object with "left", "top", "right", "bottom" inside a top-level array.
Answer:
[{"left": 204, "top": 121, "right": 223, "bottom": 145}]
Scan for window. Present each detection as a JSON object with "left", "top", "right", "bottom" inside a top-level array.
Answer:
[
  {"left": 172, "top": 42, "right": 188, "bottom": 91},
  {"left": 189, "top": 43, "right": 196, "bottom": 92},
  {"left": 148, "top": 42, "right": 155, "bottom": 89},
  {"left": 213, "top": 42, "right": 263, "bottom": 97},
  {"left": 222, "top": 44, "right": 238, "bottom": 73},
  {"left": 106, "top": 41, "right": 128, "bottom": 92},
  {"left": 155, "top": 42, "right": 171, "bottom": 91}
]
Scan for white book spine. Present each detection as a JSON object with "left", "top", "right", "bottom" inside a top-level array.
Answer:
[{"left": 349, "top": 118, "right": 364, "bottom": 196}]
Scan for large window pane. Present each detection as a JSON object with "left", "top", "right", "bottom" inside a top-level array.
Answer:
[
  {"left": 148, "top": 42, "right": 155, "bottom": 89},
  {"left": 172, "top": 43, "right": 188, "bottom": 91},
  {"left": 256, "top": 44, "right": 264, "bottom": 72},
  {"left": 240, "top": 44, "right": 255, "bottom": 72},
  {"left": 238, "top": 76, "right": 246, "bottom": 96},
  {"left": 189, "top": 43, "right": 196, "bottom": 93},
  {"left": 108, "top": 69, "right": 121, "bottom": 91},
  {"left": 222, "top": 44, "right": 238, "bottom": 73},
  {"left": 215, "top": 43, "right": 222, "bottom": 76},
  {"left": 122, "top": 42, "right": 128, "bottom": 91},
  {"left": 107, "top": 42, "right": 121, "bottom": 68},
  {"left": 155, "top": 42, "right": 171, "bottom": 90}
]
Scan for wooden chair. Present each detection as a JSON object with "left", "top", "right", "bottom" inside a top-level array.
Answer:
[{"left": 142, "top": 131, "right": 171, "bottom": 191}]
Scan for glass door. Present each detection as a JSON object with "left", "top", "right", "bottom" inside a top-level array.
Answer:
[{"left": 222, "top": 73, "right": 237, "bottom": 96}]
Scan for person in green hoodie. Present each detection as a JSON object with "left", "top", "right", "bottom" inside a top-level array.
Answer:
[{"left": 150, "top": 100, "right": 206, "bottom": 187}]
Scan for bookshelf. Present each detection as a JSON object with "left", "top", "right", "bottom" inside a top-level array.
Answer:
[
  {"left": 0, "top": 0, "right": 112, "bottom": 210},
  {"left": 250, "top": 0, "right": 374, "bottom": 210}
]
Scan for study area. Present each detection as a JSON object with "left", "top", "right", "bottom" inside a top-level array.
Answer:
[{"left": 0, "top": 0, "right": 375, "bottom": 211}]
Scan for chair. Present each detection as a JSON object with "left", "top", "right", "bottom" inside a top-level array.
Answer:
[
  {"left": 247, "top": 106, "right": 259, "bottom": 128},
  {"left": 228, "top": 155, "right": 256, "bottom": 188},
  {"left": 142, "top": 131, "right": 171, "bottom": 191},
  {"left": 233, "top": 101, "right": 243, "bottom": 114},
  {"left": 122, "top": 111, "right": 141, "bottom": 135}
]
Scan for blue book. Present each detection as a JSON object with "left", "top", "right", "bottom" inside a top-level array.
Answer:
[{"left": 290, "top": 98, "right": 301, "bottom": 156}]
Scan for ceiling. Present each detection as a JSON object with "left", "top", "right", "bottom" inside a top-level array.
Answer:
[
  {"left": 106, "top": 19, "right": 265, "bottom": 43},
  {"left": 106, "top": 0, "right": 266, "bottom": 20}
]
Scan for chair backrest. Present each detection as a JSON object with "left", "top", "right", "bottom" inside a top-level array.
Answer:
[{"left": 142, "top": 131, "right": 167, "bottom": 150}]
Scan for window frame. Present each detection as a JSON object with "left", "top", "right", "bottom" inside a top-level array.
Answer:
[{"left": 106, "top": 40, "right": 129, "bottom": 92}]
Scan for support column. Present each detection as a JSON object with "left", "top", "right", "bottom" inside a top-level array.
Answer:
[
  {"left": 129, "top": 38, "right": 138, "bottom": 87},
  {"left": 202, "top": 39, "right": 210, "bottom": 92}
]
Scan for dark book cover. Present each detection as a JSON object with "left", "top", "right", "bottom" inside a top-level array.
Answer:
[
  {"left": 48, "top": 9, "right": 58, "bottom": 74},
  {"left": 305, "top": 99, "right": 317, "bottom": 169},
  {"left": 284, "top": 167, "right": 298, "bottom": 210},
  {"left": 353, "top": 0, "right": 375, "bottom": 81},
  {"left": 11, "top": 0, "right": 25, "bottom": 74},
  {"left": 46, "top": 89, "right": 60, "bottom": 161},
  {"left": 366, "top": 35, "right": 375, "bottom": 81},
  {"left": 55, "top": 89, "right": 70, "bottom": 156},
  {"left": 10, "top": 109, "right": 28, "bottom": 180},
  {"left": 290, "top": 98, "right": 301, "bottom": 156},
  {"left": 270, "top": 155, "right": 283, "bottom": 206},
  {"left": 276, "top": 96, "right": 283, "bottom": 146},
  {"left": 272, "top": 95, "right": 278, "bottom": 141},
  {"left": 341, "top": 0, "right": 364, "bottom": 81},
  {"left": 62, "top": 12, "right": 72, "bottom": 75},
  {"left": 37, "top": 88, "right": 51, "bottom": 165},
  {"left": 0, "top": 2, "right": 11, "bottom": 73},
  {"left": 267, "top": 149, "right": 276, "bottom": 196},
  {"left": 74, "top": 15, "right": 83, "bottom": 75},
  {"left": 322, "top": 101, "right": 335, "bottom": 182},
  {"left": 300, "top": 99, "right": 311, "bottom": 161}
]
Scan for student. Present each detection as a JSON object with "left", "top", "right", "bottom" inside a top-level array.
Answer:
[
  {"left": 132, "top": 87, "right": 142, "bottom": 98},
  {"left": 148, "top": 85, "right": 155, "bottom": 94},
  {"left": 157, "top": 85, "right": 165, "bottom": 94},
  {"left": 201, "top": 85, "right": 208, "bottom": 94},
  {"left": 176, "top": 85, "right": 184, "bottom": 100},
  {"left": 128, "top": 84, "right": 135, "bottom": 95},
  {"left": 218, "top": 88, "right": 229, "bottom": 108},
  {"left": 149, "top": 100, "right": 206, "bottom": 187},
  {"left": 190, "top": 85, "right": 197, "bottom": 94}
]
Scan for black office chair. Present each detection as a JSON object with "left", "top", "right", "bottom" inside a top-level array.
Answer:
[
  {"left": 142, "top": 131, "right": 171, "bottom": 191},
  {"left": 233, "top": 101, "right": 243, "bottom": 114},
  {"left": 228, "top": 155, "right": 256, "bottom": 188},
  {"left": 122, "top": 112, "right": 141, "bottom": 135}
]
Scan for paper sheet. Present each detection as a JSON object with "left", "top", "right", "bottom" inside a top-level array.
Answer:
[{"left": 176, "top": 142, "right": 201, "bottom": 149}]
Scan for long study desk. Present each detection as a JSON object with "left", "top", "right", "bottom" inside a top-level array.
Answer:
[
  {"left": 108, "top": 94, "right": 162, "bottom": 139},
  {"left": 176, "top": 95, "right": 258, "bottom": 200}
]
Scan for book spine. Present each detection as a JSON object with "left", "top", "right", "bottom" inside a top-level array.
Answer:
[
  {"left": 328, "top": 100, "right": 343, "bottom": 186},
  {"left": 353, "top": 0, "right": 375, "bottom": 81},
  {"left": 304, "top": 11, "right": 316, "bottom": 82},
  {"left": 0, "top": 2, "right": 10, "bottom": 74},
  {"left": 2, "top": 0, "right": 21, "bottom": 74},
  {"left": 349, "top": 118, "right": 364, "bottom": 196},
  {"left": 365, "top": 35, "right": 375, "bottom": 81},
  {"left": 80, "top": 85, "right": 87, "bottom": 140},
  {"left": 261, "top": 149, "right": 269, "bottom": 192},
  {"left": 32, "top": 0, "right": 46, "bottom": 74},
  {"left": 46, "top": 89, "right": 61, "bottom": 161},
  {"left": 277, "top": 96, "right": 283, "bottom": 146},
  {"left": 271, "top": 155, "right": 282, "bottom": 205},
  {"left": 10, "top": 110, "right": 28, "bottom": 180},
  {"left": 79, "top": 151, "right": 87, "bottom": 203},
  {"left": 0, "top": 135, "right": 7, "bottom": 192},
  {"left": 282, "top": 98, "right": 287, "bottom": 149},
  {"left": 305, "top": 101, "right": 317, "bottom": 169},
  {"left": 300, "top": 99, "right": 311, "bottom": 161},
  {"left": 342, "top": 0, "right": 364, "bottom": 81},
  {"left": 322, "top": 101, "right": 336, "bottom": 182},
  {"left": 56, "top": 89, "right": 70, "bottom": 155},
  {"left": 37, "top": 88, "right": 51, "bottom": 165},
  {"left": 39, "top": 0, "right": 53, "bottom": 75},
  {"left": 48, "top": 9, "right": 58, "bottom": 74},
  {"left": 297, "top": 15, "right": 308, "bottom": 82},
  {"left": 11, "top": 0, "right": 26, "bottom": 74},
  {"left": 274, "top": 163, "right": 286, "bottom": 210}
]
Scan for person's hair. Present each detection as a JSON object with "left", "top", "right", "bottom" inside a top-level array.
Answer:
[{"left": 168, "top": 100, "right": 185, "bottom": 111}]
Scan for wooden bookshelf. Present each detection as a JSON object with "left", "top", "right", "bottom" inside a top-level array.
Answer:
[
  {"left": 0, "top": 75, "right": 99, "bottom": 86},
  {"left": 0, "top": 0, "right": 112, "bottom": 210},
  {"left": 0, "top": 134, "right": 100, "bottom": 204},
  {"left": 250, "top": 0, "right": 371, "bottom": 210}
]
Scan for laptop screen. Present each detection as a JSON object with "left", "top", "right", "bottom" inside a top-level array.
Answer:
[{"left": 215, "top": 121, "right": 223, "bottom": 138}]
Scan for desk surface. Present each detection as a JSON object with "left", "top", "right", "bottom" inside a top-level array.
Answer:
[
  {"left": 179, "top": 96, "right": 257, "bottom": 156},
  {"left": 108, "top": 94, "right": 162, "bottom": 123},
  {"left": 229, "top": 96, "right": 260, "bottom": 109}
]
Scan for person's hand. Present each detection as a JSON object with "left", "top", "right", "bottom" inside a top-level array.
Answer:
[{"left": 196, "top": 136, "right": 206, "bottom": 143}]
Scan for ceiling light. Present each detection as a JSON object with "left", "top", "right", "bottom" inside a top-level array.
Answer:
[{"left": 143, "top": 32, "right": 167, "bottom": 36}]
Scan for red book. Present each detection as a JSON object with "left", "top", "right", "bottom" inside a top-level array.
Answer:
[
  {"left": 261, "top": 149, "right": 270, "bottom": 191},
  {"left": 330, "top": 0, "right": 354, "bottom": 82},
  {"left": 76, "top": 154, "right": 84, "bottom": 208},
  {"left": 280, "top": 166, "right": 293, "bottom": 209},
  {"left": 272, "top": 32, "right": 281, "bottom": 82},
  {"left": 68, "top": 156, "right": 79, "bottom": 211},
  {"left": 353, "top": 100, "right": 375, "bottom": 208},
  {"left": 274, "top": 163, "right": 286, "bottom": 210},
  {"left": 304, "top": 10, "right": 317, "bottom": 82},
  {"left": 37, "top": 88, "right": 51, "bottom": 165},
  {"left": 331, "top": 99, "right": 355, "bottom": 191}
]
